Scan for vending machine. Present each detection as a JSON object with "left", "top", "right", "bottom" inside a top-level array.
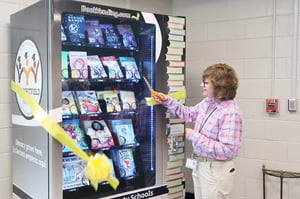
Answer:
[{"left": 11, "top": 0, "right": 186, "bottom": 199}]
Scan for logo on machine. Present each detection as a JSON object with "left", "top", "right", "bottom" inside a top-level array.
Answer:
[{"left": 14, "top": 39, "right": 42, "bottom": 119}]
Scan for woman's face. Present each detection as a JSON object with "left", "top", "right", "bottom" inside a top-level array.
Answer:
[{"left": 201, "top": 78, "right": 214, "bottom": 99}]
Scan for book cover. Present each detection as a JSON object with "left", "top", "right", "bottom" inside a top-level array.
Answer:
[
  {"left": 82, "top": 119, "right": 115, "bottom": 149},
  {"left": 119, "top": 90, "right": 136, "bottom": 111},
  {"left": 97, "top": 90, "right": 121, "bottom": 113},
  {"left": 113, "top": 148, "right": 137, "bottom": 178},
  {"left": 69, "top": 51, "right": 88, "bottom": 79},
  {"left": 61, "top": 25, "right": 67, "bottom": 42},
  {"left": 62, "top": 155, "right": 89, "bottom": 190},
  {"left": 75, "top": 90, "right": 102, "bottom": 115},
  {"left": 62, "top": 91, "right": 78, "bottom": 117},
  {"left": 62, "top": 13, "right": 86, "bottom": 44},
  {"left": 108, "top": 119, "right": 136, "bottom": 146},
  {"left": 85, "top": 19, "right": 105, "bottom": 46},
  {"left": 62, "top": 118, "right": 88, "bottom": 153},
  {"left": 61, "top": 51, "right": 69, "bottom": 79},
  {"left": 116, "top": 24, "right": 138, "bottom": 49},
  {"left": 100, "top": 56, "right": 124, "bottom": 79},
  {"left": 87, "top": 55, "right": 107, "bottom": 79},
  {"left": 118, "top": 57, "right": 141, "bottom": 80},
  {"left": 100, "top": 24, "right": 122, "bottom": 48}
]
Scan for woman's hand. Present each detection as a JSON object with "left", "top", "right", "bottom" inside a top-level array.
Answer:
[
  {"left": 185, "top": 128, "right": 193, "bottom": 139},
  {"left": 151, "top": 90, "right": 167, "bottom": 103}
]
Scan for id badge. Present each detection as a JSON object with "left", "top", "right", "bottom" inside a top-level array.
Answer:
[{"left": 185, "top": 158, "right": 197, "bottom": 169}]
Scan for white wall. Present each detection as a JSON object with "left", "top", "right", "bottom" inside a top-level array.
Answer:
[
  {"left": 1, "top": 0, "right": 172, "bottom": 199},
  {"left": 172, "top": 0, "right": 300, "bottom": 198}
]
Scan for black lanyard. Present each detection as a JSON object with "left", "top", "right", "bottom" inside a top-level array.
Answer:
[{"left": 199, "top": 106, "right": 217, "bottom": 133}]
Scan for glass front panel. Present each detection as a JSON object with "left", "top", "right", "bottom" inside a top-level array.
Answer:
[{"left": 60, "top": 11, "right": 156, "bottom": 198}]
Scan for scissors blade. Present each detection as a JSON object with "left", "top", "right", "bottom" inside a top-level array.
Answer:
[{"left": 142, "top": 76, "right": 152, "bottom": 92}]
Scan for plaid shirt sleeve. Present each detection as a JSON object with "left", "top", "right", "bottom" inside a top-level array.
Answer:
[{"left": 162, "top": 96, "right": 204, "bottom": 123}]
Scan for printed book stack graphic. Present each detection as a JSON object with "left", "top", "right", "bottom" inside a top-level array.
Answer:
[{"left": 165, "top": 15, "right": 186, "bottom": 199}]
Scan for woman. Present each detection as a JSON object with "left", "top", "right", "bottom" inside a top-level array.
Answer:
[{"left": 153, "top": 63, "right": 243, "bottom": 199}]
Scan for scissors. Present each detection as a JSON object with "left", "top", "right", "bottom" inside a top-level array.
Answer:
[{"left": 142, "top": 76, "right": 157, "bottom": 96}]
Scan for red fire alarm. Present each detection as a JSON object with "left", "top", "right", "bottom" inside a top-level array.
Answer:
[{"left": 266, "top": 99, "right": 279, "bottom": 113}]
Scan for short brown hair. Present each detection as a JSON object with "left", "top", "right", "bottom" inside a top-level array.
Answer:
[{"left": 202, "top": 63, "right": 238, "bottom": 101}]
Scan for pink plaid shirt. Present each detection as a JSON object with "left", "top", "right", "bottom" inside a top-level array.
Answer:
[{"left": 163, "top": 96, "right": 243, "bottom": 160}]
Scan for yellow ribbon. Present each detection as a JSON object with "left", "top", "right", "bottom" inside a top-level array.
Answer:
[
  {"left": 11, "top": 80, "right": 119, "bottom": 191},
  {"left": 145, "top": 89, "right": 186, "bottom": 106}
]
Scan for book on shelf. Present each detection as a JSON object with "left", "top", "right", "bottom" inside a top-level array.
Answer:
[
  {"left": 168, "top": 16, "right": 185, "bottom": 24},
  {"left": 119, "top": 90, "right": 137, "bottom": 111},
  {"left": 82, "top": 119, "right": 115, "bottom": 149},
  {"left": 169, "top": 40, "right": 185, "bottom": 48},
  {"left": 62, "top": 118, "right": 88, "bottom": 153},
  {"left": 116, "top": 24, "right": 138, "bottom": 49},
  {"left": 168, "top": 34, "right": 185, "bottom": 42},
  {"left": 69, "top": 51, "right": 88, "bottom": 79},
  {"left": 75, "top": 90, "right": 102, "bottom": 115},
  {"left": 167, "top": 67, "right": 183, "bottom": 74},
  {"left": 85, "top": 19, "right": 105, "bottom": 46},
  {"left": 108, "top": 118, "right": 136, "bottom": 146},
  {"left": 87, "top": 55, "right": 107, "bottom": 79},
  {"left": 61, "top": 51, "right": 69, "bottom": 79},
  {"left": 100, "top": 24, "right": 122, "bottom": 48},
  {"left": 167, "top": 47, "right": 184, "bottom": 55},
  {"left": 97, "top": 90, "right": 122, "bottom": 113},
  {"left": 62, "top": 155, "right": 89, "bottom": 190},
  {"left": 113, "top": 148, "right": 137, "bottom": 179},
  {"left": 62, "top": 91, "right": 78, "bottom": 117},
  {"left": 118, "top": 56, "right": 141, "bottom": 81},
  {"left": 167, "top": 159, "right": 184, "bottom": 169},
  {"left": 168, "top": 74, "right": 185, "bottom": 81},
  {"left": 62, "top": 13, "right": 86, "bottom": 44},
  {"left": 100, "top": 56, "right": 124, "bottom": 79},
  {"left": 167, "top": 61, "right": 185, "bottom": 67}
]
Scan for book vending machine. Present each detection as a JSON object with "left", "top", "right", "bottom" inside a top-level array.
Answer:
[{"left": 11, "top": 0, "right": 186, "bottom": 199}]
